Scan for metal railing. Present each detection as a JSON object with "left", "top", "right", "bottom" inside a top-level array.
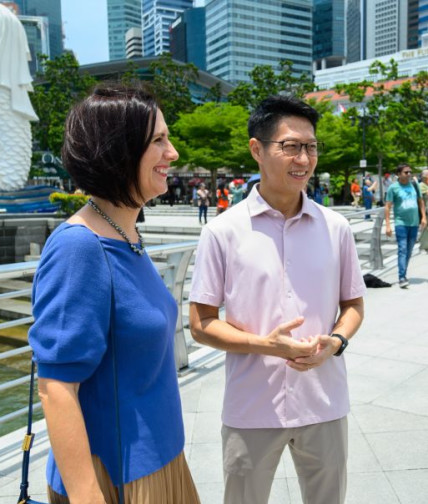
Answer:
[
  {"left": 341, "top": 206, "right": 386, "bottom": 270},
  {"left": 0, "top": 241, "right": 197, "bottom": 426},
  {"left": 0, "top": 208, "right": 404, "bottom": 427}
]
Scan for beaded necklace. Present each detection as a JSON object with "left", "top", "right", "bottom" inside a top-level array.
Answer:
[{"left": 87, "top": 199, "right": 145, "bottom": 256}]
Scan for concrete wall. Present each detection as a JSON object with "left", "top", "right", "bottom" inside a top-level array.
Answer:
[{"left": 0, "top": 216, "right": 64, "bottom": 264}]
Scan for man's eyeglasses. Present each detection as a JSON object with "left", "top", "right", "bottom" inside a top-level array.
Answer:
[
  {"left": 256, "top": 139, "right": 324, "bottom": 157},
  {"left": 403, "top": 171, "right": 412, "bottom": 175}
]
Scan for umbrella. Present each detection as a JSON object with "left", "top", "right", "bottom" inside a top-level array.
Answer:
[{"left": 188, "top": 177, "right": 203, "bottom": 187}]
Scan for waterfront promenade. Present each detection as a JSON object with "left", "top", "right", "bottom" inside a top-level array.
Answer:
[{"left": 0, "top": 210, "right": 427, "bottom": 503}]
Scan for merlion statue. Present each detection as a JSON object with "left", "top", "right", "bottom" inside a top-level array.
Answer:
[{"left": 0, "top": 4, "right": 38, "bottom": 191}]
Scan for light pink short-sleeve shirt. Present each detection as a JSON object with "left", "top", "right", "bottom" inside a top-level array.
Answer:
[{"left": 190, "top": 186, "right": 366, "bottom": 428}]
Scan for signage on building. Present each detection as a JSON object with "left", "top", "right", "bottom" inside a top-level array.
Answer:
[{"left": 401, "top": 48, "right": 428, "bottom": 60}]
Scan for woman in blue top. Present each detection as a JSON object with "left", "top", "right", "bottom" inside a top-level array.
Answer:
[{"left": 29, "top": 85, "right": 200, "bottom": 504}]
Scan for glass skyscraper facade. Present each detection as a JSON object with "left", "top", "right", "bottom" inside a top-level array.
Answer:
[
  {"left": 420, "top": 0, "right": 428, "bottom": 46},
  {"left": 20, "top": 15, "right": 50, "bottom": 74},
  {"left": 107, "top": 0, "right": 141, "bottom": 61},
  {"left": 25, "top": 0, "right": 63, "bottom": 59},
  {"left": 205, "top": 0, "right": 313, "bottom": 84},
  {"left": 313, "top": 0, "right": 345, "bottom": 70},
  {"left": 408, "top": 0, "right": 419, "bottom": 49},
  {"left": 170, "top": 7, "right": 206, "bottom": 70},
  {"left": 142, "top": 0, "right": 193, "bottom": 56}
]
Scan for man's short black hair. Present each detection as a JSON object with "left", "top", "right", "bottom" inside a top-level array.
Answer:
[
  {"left": 396, "top": 163, "right": 411, "bottom": 174},
  {"left": 248, "top": 95, "right": 319, "bottom": 140},
  {"left": 62, "top": 83, "right": 158, "bottom": 208}
]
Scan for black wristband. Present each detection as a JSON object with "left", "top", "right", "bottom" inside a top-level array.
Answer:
[{"left": 331, "top": 333, "right": 348, "bottom": 356}]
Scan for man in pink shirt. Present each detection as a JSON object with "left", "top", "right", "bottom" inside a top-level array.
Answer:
[{"left": 189, "top": 95, "right": 365, "bottom": 504}]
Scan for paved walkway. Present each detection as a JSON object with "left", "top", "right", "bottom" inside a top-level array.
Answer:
[{"left": 0, "top": 213, "right": 427, "bottom": 503}]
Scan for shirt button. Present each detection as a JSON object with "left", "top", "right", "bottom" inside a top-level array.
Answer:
[
  {"left": 287, "top": 260, "right": 291, "bottom": 266},
  {"left": 288, "top": 291, "right": 292, "bottom": 298}
]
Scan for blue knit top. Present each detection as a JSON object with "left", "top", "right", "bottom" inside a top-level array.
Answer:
[{"left": 29, "top": 223, "right": 184, "bottom": 495}]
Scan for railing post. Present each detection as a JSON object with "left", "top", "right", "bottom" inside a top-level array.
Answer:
[
  {"left": 163, "top": 249, "right": 195, "bottom": 370},
  {"left": 369, "top": 210, "right": 384, "bottom": 269}
]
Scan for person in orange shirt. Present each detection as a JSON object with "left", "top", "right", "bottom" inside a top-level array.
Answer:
[
  {"left": 216, "top": 182, "right": 229, "bottom": 215},
  {"left": 350, "top": 178, "right": 361, "bottom": 207}
]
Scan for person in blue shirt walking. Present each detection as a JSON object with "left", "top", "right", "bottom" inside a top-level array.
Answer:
[
  {"left": 29, "top": 85, "right": 200, "bottom": 504},
  {"left": 385, "top": 163, "right": 426, "bottom": 288},
  {"left": 362, "top": 178, "right": 377, "bottom": 219}
]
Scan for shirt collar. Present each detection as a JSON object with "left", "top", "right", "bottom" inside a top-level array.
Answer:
[{"left": 247, "top": 183, "right": 319, "bottom": 220}]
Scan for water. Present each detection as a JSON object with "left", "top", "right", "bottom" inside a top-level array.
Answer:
[{"left": 0, "top": 340, "right": 44, "bottom": 437}]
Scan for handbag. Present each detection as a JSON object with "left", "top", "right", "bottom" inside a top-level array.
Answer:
[{"left": 18, "top": 242, "right": 124, "bottom": 504}]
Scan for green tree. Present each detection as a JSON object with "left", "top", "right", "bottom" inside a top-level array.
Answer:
[
  {"left": 315, "top": 110, "right": 362, "bottom": 202},
  {"left": 149, "top": 53, "right": 199, "bottom": 124},
  {"left": 228, "top": 60, "right": 316, "bottom": 109},
  {"left": 172, "top": 102, "right": 256, "bottom": 201},
  {"left": 30, "top": 52, "right": 97, "bottom": 157}
]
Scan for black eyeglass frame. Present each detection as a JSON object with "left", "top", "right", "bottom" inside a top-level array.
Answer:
[{"left": 256, "top": 139, "right": 324, "bottom": 157}]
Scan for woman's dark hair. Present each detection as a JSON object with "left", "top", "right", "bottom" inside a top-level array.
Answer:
[
  {"left": 248, "top": 95, "right": 319, "bottom": 140},
  {"left": 62, "top": 83, "right": 158, "bottom": 208}
]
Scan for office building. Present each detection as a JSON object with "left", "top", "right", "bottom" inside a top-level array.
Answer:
[
  {"left": 205, "top": 0, "right": 313, "bottom": 84},
  {"left": 142, "top": 0, "right": 193, "bottom": 56},
  {"left": 420, "top": 0, "right": 428, "bottom": 45},
  {"left": 365, "top": 0, "right": 408, "bottom": 59},
  {"left": 126, "top": 27, "right": 143, "bottom": 58},
  {"left": 315, "top": 44, "right": 428, "bottom": 89},
  {"left": 107, "top": 0, "right": 141, "bottom": 60},
  {"left": 408, "top": 0, "right": 419, "bottom": 48},
  {"left": 345, "top": 0, "right": 365, "bottom": 63},
  {"left": 20, "top": 15, "right": 50, "bottom": 74},
  {"left": 170, "top": 7, "right": 206, "bottom": 70},
  {"left": 24, "top": 0, "right": 63, "bottom": 59},
  {"left": 313, "top": 0, "right": 346, "bottom": 71}
]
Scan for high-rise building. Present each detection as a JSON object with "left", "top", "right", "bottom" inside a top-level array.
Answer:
[
  {"left": 419, "top": 0, "right": 428, "bottom": 46},
  {"left": 365, "top": 0, "right": 408, "bottom": 59},
  {"left": 20, "top": 15, "right": 50, "bottom": 74},
  {"left": 25, "top": 0, "right": 63, "bottom": 59},
  {"left": 345, "top": 0, "right": 365, "bottom": 63},
  {"left": 313, "top": 0, "right": 346, "bottom": 71},
  {"left": 408, "top": 0, "right": 419, "bottom": 48},
  {"left": 126, "top": 27, "right": 143, "bottom": 58},
  {"left": 107, "top": 0, "right": 141, "bottom": 61},
  {"left": 205, "top": 0, "right": 313, "bottom": 84},
  {"left": 170, "top": 7, "right": 206, "bottom": 70},
  {"left": 142, "top": 0, "right": 193, "bottom": 56}
]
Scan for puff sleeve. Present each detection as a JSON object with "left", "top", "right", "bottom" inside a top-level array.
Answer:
[{"left": 29, "top": 225, "right": 111, "bottom": 383}]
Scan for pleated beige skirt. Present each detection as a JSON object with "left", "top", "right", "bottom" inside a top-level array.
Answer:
[{"left": 48, "top": 451, "right": 200, "bottom": 504}]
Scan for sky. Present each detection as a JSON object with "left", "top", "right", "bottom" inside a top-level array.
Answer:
[
  {"left": 61, "top": 0, "right": 109, "bottom": 65},
  {"left": 61, "top": 0, "right": 206, "bottom": 66}
]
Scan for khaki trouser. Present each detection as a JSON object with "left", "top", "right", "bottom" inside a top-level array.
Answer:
[
  {"left": 48, "top": 451, "right": 200, "bottom": 504},
  {"left": 222, "top": 417, "right": 348, "bottom": 504}
]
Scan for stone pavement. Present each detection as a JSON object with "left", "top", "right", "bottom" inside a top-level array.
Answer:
[{"left": 0, "top": 210, "right": 427, "bottom": 503}]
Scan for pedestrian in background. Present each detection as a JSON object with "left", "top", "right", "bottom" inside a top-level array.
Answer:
[
  {"left": 216, "top": 181, "right": 229, "bottom": 215},
  {"left": 385, "top": 163, "right": 426, "bottom": 287},
  {"left": 420, "top": 170, "right": 428, "bottom": 252},
  {"left": 350, "top": 178, "right": 361, "bottom": 207},
  {"left": 196, "top": 182, "right": 210, "bottom": 224},
  {"left": 362, "top": 178, "right": 377, "bottom": 219}
]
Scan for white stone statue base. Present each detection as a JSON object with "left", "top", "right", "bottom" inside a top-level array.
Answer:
[{"left": 0, "top": 86, "right": 33, "bottom": 191}]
